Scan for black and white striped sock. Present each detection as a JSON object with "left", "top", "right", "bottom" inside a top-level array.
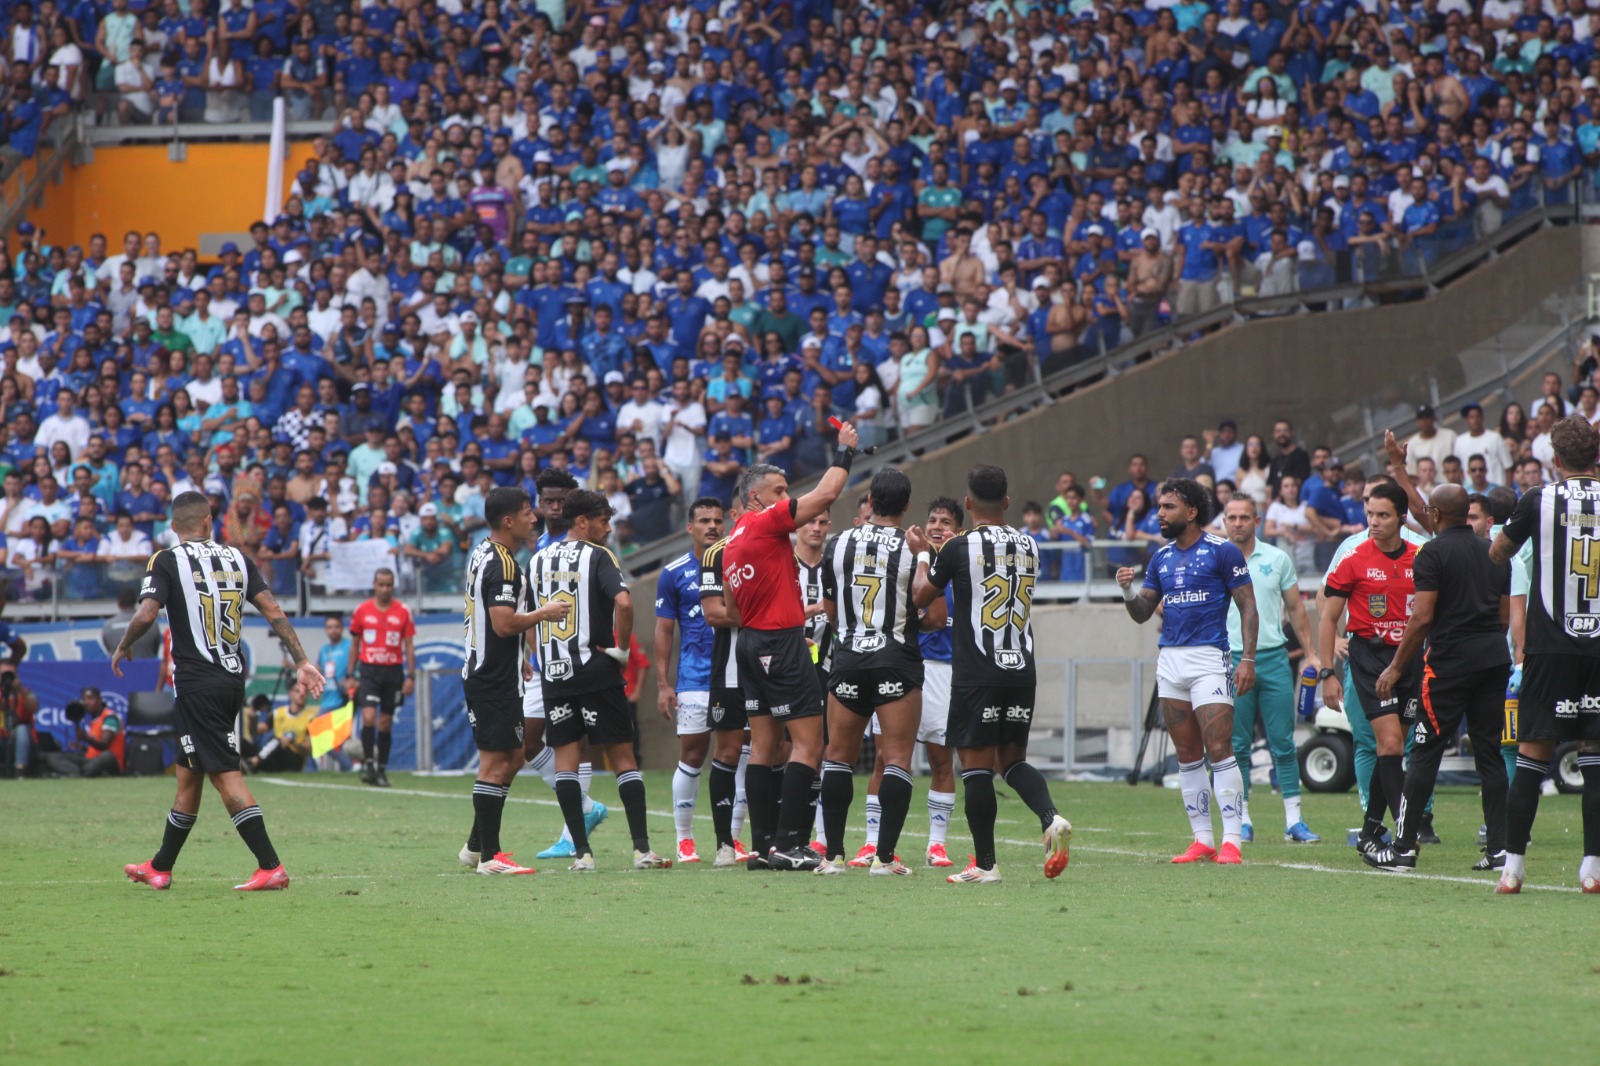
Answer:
[
  {"left": 152, "top": 808, "right": 196, "bottom": 873},
  {"left": 617, "top": 769, "right": 650, "bottom": 853},
  {"left": 471, "top": 781, "right": 510, "bottom": 862},
  {"left": 231, "top": 805, "right": 280, "bottom": 871}
]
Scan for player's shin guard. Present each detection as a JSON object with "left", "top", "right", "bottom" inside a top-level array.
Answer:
[
  {"left": 745, "top": 762, "right": 773, "bottom": 855},
  {"left": 1505, "top": 755, "right": 1550, "bottom": 862},
  {"left": 671, "top": 761, "right": 700, "bottom": 842},
  {"left": 617, "top": 770, "right": 650, "bottom": 853},
  {"left": 1211, "top": 757, "right": 1244, "bottom": 847},
  {"left": 820, "top": 760, "right": 853, "bottom": 859},
  {"left": 1001, "top": 761, "right": 1060, "bottom": 831},
  {"left": 877, "top": 764, "right": 914, "bottom": 864},
  {"left": 361, "top": 725, "right": 376, "bottom": 762},
  {"left": 151, "top": 808, "right": 196, "bottom": 873},
  {"left": 1579, "top": 754, "right": 1600, "bottom": 864},
  {"left": 709, "top": 760, "right": 737, "bottom": 847},
  {"left": 554, "top": 772, "right": 589, "bottom": 855},
  {"left": 231, "top": 805, "right": 281, "bottom": 871},
  {"left": 377, "top": 729, "right": 391, "bottom": 769},
  {"left": 1178, "top": 759, "right": 1214, "bottom": 847},
  {"left": 864, "top": 793, "right": 882, "bottom": 847},
  {"left": 961, "top": 768, "right": 998, "bottom": 871},
  {"left": 774, "top": 762, "right": 817, "bottom": 851},
  {"left": 927, "top": 790, "right": 955, "bottom": 846}
]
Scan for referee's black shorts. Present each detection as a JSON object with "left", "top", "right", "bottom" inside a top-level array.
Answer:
[
  {"left": 356, "top": 662, "right": 406, "bottom": 718},
  {"left": 174, "top": 685, "right": 246, "bottom": 773},
  {"left": 1347, "top": 637, "right": 1421, "bottom": 721},
  {"left": 736, "top": 626, "right": 825, "bottom": 721},
  {"left": 1518, "top": 653, "right": 1600, "bottom": 743}
]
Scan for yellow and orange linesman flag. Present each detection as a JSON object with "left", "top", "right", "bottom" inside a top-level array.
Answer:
[{"left": 308, "top": 702, "right": 354, "bottom": 758}]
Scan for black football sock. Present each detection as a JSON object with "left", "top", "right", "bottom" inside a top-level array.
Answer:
[
  {"left": 1506, "top": 756, "right": 1548, "bottom": 854},
  {"left": 820, "top": 760, "right": 853, "bottom": 859},
  {"left": 555, "top": 773, "right": 589, "bottom": 855},
  {"left": 709, "top": 760, "right": 737, "bottom": 848},
  {"left": 1377, "top": 754, "right": 1405, "bottom": 824},
  {"left": 466, "top": 817, "right": 481, "bottom": 854},
  {"left": 745, "top": 763, "right": 773, "bottom": 855},
  {"left": 962, "top": 768, "right": 998, "bottom": 871},
  {"left": 1581, "top": 756, "right": 1600, "bottom": 857},
  {"left": 1361, "top": 764, "right": 1388, "bottom": 838},
  {"left": 775, "top": 761, "right": 817, "bottom": 851},
  {"left": 471, "top": 781, "right": 508, "bottom": 861},
  {"left": 151, "top": 808, "right": 196, "bottom": 872},
  {"left": 376, "top": 730, "right": 392, "bottom": 769},
  {"left": 360, "top": 725, "right": 376, "bottom": 762},
  {"left": 769, "top": 764, "right": 786, "bottom": 837},
  {"left": 876, "top": 764, "right": 914, "bottom": 864},
  {"left": 617, "top": 770, "right": 651, "bottom": 853},
  {"left": 1002, "top": 760, "right": 1060, "bottom": 831},
  {"left": 231, "top": 805, "right": 280, "bottom": 871}
]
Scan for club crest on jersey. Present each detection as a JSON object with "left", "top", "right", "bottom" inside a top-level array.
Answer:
[
  {"left": 854, "top": 634, "right": 886, "bottom": 652},
  {"left": 545, "top": 660, "right": 572, "bottom": 681},
  {"left": 995, "top": 650, "right": 1025, "bottom": 669},
  {"left": 760, "top": 655, "right": 773, "bottom": 672},
  {"left": 1368, "top": 593, "right": 1387, "bottom": 618}
]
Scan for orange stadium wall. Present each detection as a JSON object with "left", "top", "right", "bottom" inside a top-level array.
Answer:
[{"left": 14, "top": 140, "right": 320, "bottom": 251}]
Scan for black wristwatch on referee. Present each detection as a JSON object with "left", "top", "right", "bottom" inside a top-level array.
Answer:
[{"left": 1317, "top": 668, "right": 1337, "bottom": 681}]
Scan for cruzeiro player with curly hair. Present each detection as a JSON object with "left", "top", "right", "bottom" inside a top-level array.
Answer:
[{"left": 1118, "top": 477, "right": 1259, "bottom": 866}]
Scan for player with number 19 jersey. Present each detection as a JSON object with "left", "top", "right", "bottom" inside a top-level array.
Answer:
[{"left": 1142, "top": 533, "right": 1252, "bottom": 707}]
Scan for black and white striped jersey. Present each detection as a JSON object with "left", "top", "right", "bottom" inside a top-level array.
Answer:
[
  {"left": 462, "top": 537, "right": 527, "bottom": 699},
  {"left": 529, "top": 537, "right": 629, "bottom": 693},
  {"left": 821, "top": 522, "right": 919, "bottom": 671},
  {"left": 926, "top": 524, "right": 1040, "bottom": 685},
  {"left": 700, "top": 537, "right": 739, "bottom": 690},
  {"left": 1502, "top": 476, "right": 1600, "bottom": 656},
  {"left": 797, "top": 551, "right": 833, "bottom": 672},
  {"left": 140, "top": 540, "right": 268, "bottom": 694}
]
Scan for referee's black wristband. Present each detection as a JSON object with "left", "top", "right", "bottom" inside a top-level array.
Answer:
[{"left": 832, "top": 446, "right": 856, "bottom": 472}]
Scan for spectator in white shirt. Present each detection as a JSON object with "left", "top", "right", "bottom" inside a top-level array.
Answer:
[
  {"left": 660, "top": 378, "right": 707, "bottom": 503},
  {"left": 1404, "top": 403, "right": 1457, "bottom": 474},
  {"left": 1450, "top": 401, "right": 1514, "bottom": 486},
  {"left": 35, "top": 387, "right": 90, "bottom": 457},
  {"left": 616, "top": 377, "right": 666, "bottom": 451}
]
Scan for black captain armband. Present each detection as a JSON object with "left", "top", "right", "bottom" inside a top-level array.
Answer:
[{"left": 832, "top": 445, "right": 856, "bottom": 472}]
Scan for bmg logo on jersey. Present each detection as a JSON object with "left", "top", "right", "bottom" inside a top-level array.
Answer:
[{"left": 995, "top": 650, "right": 1024, "bottom": 669}]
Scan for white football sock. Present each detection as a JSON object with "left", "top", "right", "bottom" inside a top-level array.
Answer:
[
  {"left": 1580, "top": 855, "right": 1600, "bottom": 881},
  {"left": 732, "top": 744, "right": 749, "bottom": 840},
  {"left": 1239, "top": 794, "right": 1252, "bottom": 827},
  {"left": 672, "top": 761, "right": 700, "bottom": 842},
  {"left": 864, "top": 794, "right": 881, "bottom": 847},
  {"left": 1284, "top": 794, "right": 1303, "bottom": 829},
  {"left": 528, "top": 746, "right": 557, "bottom": 790},
  {"left": 579, "top": 761, "right": 595, "bottom": 814},
  {"left": 1178, "top": 759, "right": 1215, "bottom": 848},
  {"left": 1213, "top": 757, "right": 1244, "bottom": 848},
  {"left": 1504, "top": 852, "right": 1526, "bottom": 879},
  {"left": 927, "top": 790, "right": 956, "bottom": 846}
]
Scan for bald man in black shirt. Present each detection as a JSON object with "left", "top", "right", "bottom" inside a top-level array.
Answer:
[{"left": 1365, "top": 485, "right": 1513, "bottom": 872}]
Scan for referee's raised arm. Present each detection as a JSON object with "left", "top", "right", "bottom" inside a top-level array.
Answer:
[{"left": 792, "top": 420, "right": 860, "bottom": 526}]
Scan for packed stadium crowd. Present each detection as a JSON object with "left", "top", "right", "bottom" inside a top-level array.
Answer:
[{"left": 1, "top": 0, "right": 1599, "bottom": 603}]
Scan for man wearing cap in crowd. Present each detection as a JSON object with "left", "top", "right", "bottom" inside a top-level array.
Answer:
[
  {"left": 1405, "top": 403, "right": 1457, "bottom": 475},
  {"left": 1452, "top": 400, "right": 1514, "bottom": 488}
]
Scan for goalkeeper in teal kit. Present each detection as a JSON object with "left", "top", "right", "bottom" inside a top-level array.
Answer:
[{"left": 1221, "top": 497, "right": 1322, "bottom": 843}]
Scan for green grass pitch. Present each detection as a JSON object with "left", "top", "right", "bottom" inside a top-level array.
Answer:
[{"left": 4, "top": 772, "right": 1597, "bottom": 1065}]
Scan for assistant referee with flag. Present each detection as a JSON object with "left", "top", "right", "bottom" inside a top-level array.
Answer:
[{"left": 1365, "top": 484, "right": 1512, "bottom": 872}]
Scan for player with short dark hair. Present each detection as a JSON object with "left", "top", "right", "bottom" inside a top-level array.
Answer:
[
  {"left": 817, "top": 467, "right": 923, "bottom": 876},
  {"left": 531, "top": 489, "right": 668, "bottom": 870},
  {"left": 350, "top": 567, "right": 416, "bottom": 788},
  {"left": 701, "top": 495, "right": 752, "bottom": 865},
  {"left": 1319, "top": 480, "right": 1419, "bottom": 859},
  {"left": 458, "top": 486, "right": 572, "bottom": 876},
  {"left": 521, "top": 468, "right": 607, "bottom": 861},
  {"left": 910, "top": 465, "right": 1071, "bottom": 884},
  {"left": 1119, "top": 478, "right": 1258, "bottom": 866},
  {"left": 723, "top": 420, "right": 861, "bottom": 872},
  {"left": 1364, "top": 484, "right": 1512, "bottom": 872},
  {"left": 1490, "top": 416, "right": 1600, "bottom": 892},
  {"left": 655, "top": 496, "right": 727, "bottom": 864},
  {"left": 118, "top": 490, "right": 326, "bottom": 892}
]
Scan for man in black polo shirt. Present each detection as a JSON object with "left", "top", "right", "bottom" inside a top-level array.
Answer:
[{"left": 1365, "top": 485, "right": 1512, "bottom": 872}]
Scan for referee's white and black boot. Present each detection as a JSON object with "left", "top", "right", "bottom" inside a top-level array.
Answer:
[
  {"left": 1362, "top": 843, "right": 1417, "bottom": 872},
  {"left": 769, "top": 845, "right": 822, "bottom": 872}
]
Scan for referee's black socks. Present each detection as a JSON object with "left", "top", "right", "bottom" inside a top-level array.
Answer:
[
  {"left": 231, "top": 805, "right": 280, "bottom": 871},
  {"left": 554, "top": 772, "right": 589, "bottom": 855},
  {"left": 361, "top": 724, "right": 376, "bottom": 762},
  {"left": 377, "top": 729, "right": 392, "bottom": 769},
  {"left": 472, "top": 780, "right": 510, "bottom": 861},
  {"left": 1002, "top": 761, "right": 1059, "bottom": 831},
  {"left": 745, "top": 762, "right": 773, "bottom": 856},
  {"left": 774, "top": 761, "right": 816, "bottom": 850}
]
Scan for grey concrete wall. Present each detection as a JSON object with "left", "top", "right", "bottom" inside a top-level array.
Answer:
[{"left": 630, "top": 224, "right": 1580, "bottom": 771}]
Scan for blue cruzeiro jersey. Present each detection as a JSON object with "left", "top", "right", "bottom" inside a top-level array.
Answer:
[
  {"left": 919, "top": 585, "right": 955, "bottom": 663},
  {"left": 1142, "top": 533, "right": 1252, "bottom": 651},
  {"left": 656, "top": 551, "right": 714, "bottom": 691}
]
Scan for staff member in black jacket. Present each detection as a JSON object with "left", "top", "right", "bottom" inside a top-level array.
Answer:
[{"left": 1365, "top": 484, "right": 1512, "bottom": 872}]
